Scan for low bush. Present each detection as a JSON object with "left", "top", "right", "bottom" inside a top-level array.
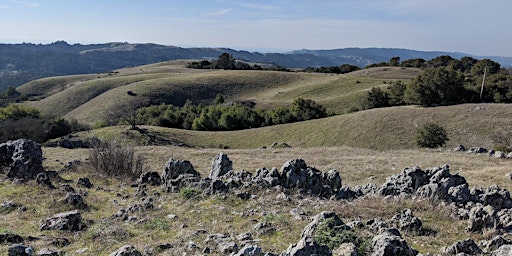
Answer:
[
  {"left": 416, "top": 123, "right": 449, "bottom": 148},
  {"left": 88, "top": 140, "right": 145, "bottom": 179}
]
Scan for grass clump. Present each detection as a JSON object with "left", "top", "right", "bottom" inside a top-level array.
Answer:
[
  {"left": 179, "top": 187, "right": 201, "bottom": 200},
  {"left": 88, "top": 139, "right": 145, "bottom": 179}
]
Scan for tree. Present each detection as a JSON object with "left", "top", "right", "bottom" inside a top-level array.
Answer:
[
  {"left": 339, "top": 64, "right": 360, "bottom": 74},
  {"left": 215, "top": 94, "right": 225, "bottom": 104},
  {"left": 416, "top": 123, "right": 448, "bottom": 148},
  {"left": 387, "top": 81, "right": 407, "bottom": 106},
  {"left": 470, "top": 59, "right": 501, "bottom": 76},
  {"left": 389, "top": 56, "right": 400, "bottom": 66},
  {"left": 108, "top": 97, "right": 149, "bottom": 130},
  {"left": 362, "top": 87, "right": 390, "bottom": 109},
  {"left": 404, "top": 67, "right": 466, "bottom": 107},
  {"left": 214, "top": 53, "right": 236, "bottom": 70},
  {"left": 291, "top": 98, "right": 327, "bottom": 121}
]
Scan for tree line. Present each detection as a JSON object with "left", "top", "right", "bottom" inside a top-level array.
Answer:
[
  {"left": 359, "top": 56, "right": 512, "bottom": 109},
  {"left": 134, "top": 97, "right": 328, "bottom": 131}
]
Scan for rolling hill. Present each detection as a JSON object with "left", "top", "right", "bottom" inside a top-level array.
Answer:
[
  {"left": 14, "top": 60, "right": 511, "bottom": 151},
  {"left": 18, "top": 61, "right": 419, "bottom": 125},
  {"left": 2, "top": 41, "right": 510, "bottom": 91}
]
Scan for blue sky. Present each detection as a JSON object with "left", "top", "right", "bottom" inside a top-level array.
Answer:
[{"left": 1, "top": 0, "right": 511, "bottom": 56}]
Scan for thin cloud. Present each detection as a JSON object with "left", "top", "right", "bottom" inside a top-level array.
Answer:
[
  {"left": 7, "top": 0, "right": 39, "bottom": 8},
  {"left": 203, "top": 8, "right": 232, "bottom": 16},
  {"left": 240, "top": 3, "right": 279, "bottom": 11}
]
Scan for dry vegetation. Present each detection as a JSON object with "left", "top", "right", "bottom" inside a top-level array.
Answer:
[{"left": 0, "top": 145, "right": 501, "bottom": 254}]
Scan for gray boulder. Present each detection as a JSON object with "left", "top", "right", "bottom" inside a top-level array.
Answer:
[
  {"left": 281, "top": 236, "right": 332, "bottom": 256},
  {"left": 8, "top": 244, "right": 34, "bottom": 256},
  {"left": 371, "top": 229, "right": 417, "bottom": 256},
  {"left": 40, "top": 210, "right": 84, "bottom": 231},
  {"left": 466, "top": 205, "right": 496, "bottom": 232},
  {"left": 280, "top": 159, "right": 337, "bottom": 197},
  {"left": 63, "top": 193, "right": 88, "bottom": 210},
  {"left": 0, "top": 139, "right": 44, "bottom": 180},
  {"left": 35, "top": 249, "right": 59, "bottom": 256},
  {"left": 378, "top": 167, "right": 427, "bottom": 197},
  {"left": 453, "top": 145, "right": 465, "bottom": 152},
  {"left": 77, "top": 177, "right": 93, "bottom": 188},
  {"left": 439, "top": 238, "right": 482, "bottom": 255},
  {"left": 234, "top": 244, "right": 264, "bottom": 256},
  {"left": 109, "top": 245, "right": 142, "bottom": 256},
  {"left": 302, "top": 211, "right": 345, "bottom": 238},
  {"left": 218, "top": 241, "right": 239, "bottom": 254},
  {"left": 0, "top": 233, "right": 24, "bottom": 244},
  {"left": 137, "top": 171, "right": 161, "bottom": 186},
  {"left": 481, "top": 235, "right": 511, "bottom": 253},
  {"left": 209, "top": 153, "right": 232, "bottom": 180},
  {"left": 507, "top": 152, "right": 512, "bottom": 159},
  {"left": 468, "top": 147, "right": 488, "bottom": 154},
  {"left": 161, "top": 159, "right": 201, "bottom": 192},
  {"left": 493, "top": 245, "right": 512, "bottom": 256},
  {"left": 388, "top": 209, "right": 422, "bottom": 233}
]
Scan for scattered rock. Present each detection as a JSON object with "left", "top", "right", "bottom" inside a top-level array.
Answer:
[
  {"left": 77, "top": 177, "right": 93, "bottom": 189},
  {"left": 40, "top": 210, "right": 84, "bottom": 231},
  {"left": 388, "top": 208, "right": 422, "bottom": 233},
  {"left": 218, "top": 241, "right": 239, "bottom": 254},
  {"left": 493, "top": 245, "right": 512, "bottom": 256},
  {"left": 453, "top": 145, "right": 465, "bottom": 152},
  {"left": 440, "top": 238, "right": 482, "bottom": 255},
  {"left": 109, "top": 245, "right": 142, "bottom": 256},
  {"left": 481, "top": 235, "right": 511, "bottom": 253},
  {"left": 233, "top": 244, "right": 263, "bottom": 256},
  {"left": 35, "top": 248, "right": 59, "bottom": 256},
  {"left": 270, "top": 142, "right": 292, "bottom": 149},
  {"left": 371, "top": 229, "right": 417, "bottom": 256},
  {"left": 63, "top": 193, "right": 88, "bottom": 210},
  {"left": 8, "top": 244, "right": 34, "bottom": 256},
  {"left": 161, "top": 159, "right": 201, "bottom": 192},
  {"left": 282, "top": 236, "right": 332, "bottom": 256},
  {"left": 0, "top": 233, "right": 24, "bottom": 244},
  {"left": 137, "top": 171, "right": 162, "bottom": 186},
  {"left": 468, "top": 147, "right": 488, "bottom": 154},
  {"left": 36, "top": 171, "right": 55, "bottom": 189}
]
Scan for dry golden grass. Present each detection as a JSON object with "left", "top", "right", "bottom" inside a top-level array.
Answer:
[
  {"left": 0, "top": 144, "right": 511, "bottom": 255},
  {"left": 17, "top": 61, "right": 420, "bottom": 125}
]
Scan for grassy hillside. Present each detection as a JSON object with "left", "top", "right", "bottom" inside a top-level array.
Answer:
[
  {"left": 17, "top": 61, "right": 419, "bottom": 125},
  {"left": 88, "top": 103, "right": 511, "bottom": 151}
]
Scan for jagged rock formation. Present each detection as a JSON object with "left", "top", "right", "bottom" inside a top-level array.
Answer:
[{"left": 0, "top": 139, "right": 44, "bottom": 180}]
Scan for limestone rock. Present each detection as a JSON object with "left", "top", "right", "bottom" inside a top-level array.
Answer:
[
  {"left": 209, "top": 153, "right": 232, "bottom": 180},
  {"left": 439, "top": 238, "right": 482, "bottom": 255},
  {"left": 63, "top": 193, "right": 88, "bottom": 210},
  {"left": 371, "top": 229, "right": 417, "bottom": 256},
  {"left": 0, "top": 139, "right": 44, "bottom": 180},
  {"left": 137, "top": 171, "right": 161, "bottom": 186},
  {"left": 109, "top": 245, "right": 142, "bottom": 256},
  {"left": 40, "top": 210, "right": 84, "bottom": 231},
  {"left": 8, "top": 244, "right": 34, "bottom": 256}
]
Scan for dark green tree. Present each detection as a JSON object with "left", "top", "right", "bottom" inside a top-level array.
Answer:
[
  {"left": 363, "top": 87, "right": 390, "bottom": 109},
  {"left": 214, "top": 53, "right": 236, "bottom": 70},
  {"left": 416, "top": 123, "right": 449, "bottom": 148},
  {"left": 405, "top": 67, "right": 466, "bottom": 107},
  {"left": 387, "top": 81, "right": 407, "bottom": 106},
  {"left": 291, "top": 98, "right": 327, "bottom": 121},
  {"left": 389, "top": 56, "right": 400, "bottom": 66}
]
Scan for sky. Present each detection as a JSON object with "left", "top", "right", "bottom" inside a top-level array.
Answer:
[{"left": 0, "top": 0, "right": 511, "bottom": 56}]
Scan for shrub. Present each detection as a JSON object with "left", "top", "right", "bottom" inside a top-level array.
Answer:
[
  {"left": 313, "top": 218, "right": 356, "bottom": 250},
  {"left": 416, "top": 123, "right": 449, "bottom": 148},
  {"left": 179, "top": 187, "right": 201, "bottom": 200},
  {"left": 88, "top": 140, "right": 145, "bottom": 179}
]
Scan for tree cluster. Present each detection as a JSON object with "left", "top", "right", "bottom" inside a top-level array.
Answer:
[
  {"left": 362, "top": 56, "right": 512, "bottom": 109},
  {"left": 187, "top": 53, "right": 284, "bottom": 71},
  {"left": 303, "top": 64, "right": 361, "bottom": 74},
  {"left": 135, "top": 97, "right": 328, "bottom": 131},
  {"left": 0, "top": 104, "right": 86, "bottom": 143}
]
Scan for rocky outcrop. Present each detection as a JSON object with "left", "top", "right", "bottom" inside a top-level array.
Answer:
[
  {"left": 0, "top": 233, "right": 24, "bottom": 244},
  {"left": 161, "top": 159, "right": 201, "bottom": 192},
  {"left": 40, "top": 210, "right": 84, "bottom": 231},
  {"left": 109, "top": 245, "right": 142, "bottom": 256},
  {"left": 371, "top": 229, "right": 417, "bottom": 256},
  {"left": 209, "top": 153, "right": 232, "bottom": 180},
  {"left": 0, "top": 139, "right": 44, "bottom": 180},
  {"left": 77, "top": 177, "right": 93, "bottom": 188}
]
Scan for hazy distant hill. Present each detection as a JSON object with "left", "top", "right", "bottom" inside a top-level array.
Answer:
[{"left": 1, "top": 41, "right": 511, "bottom": 91}]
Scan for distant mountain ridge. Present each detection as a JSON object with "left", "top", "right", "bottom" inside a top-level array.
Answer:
[{"left": 0, "top": 41, "right": 511, "bottom": 91}]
